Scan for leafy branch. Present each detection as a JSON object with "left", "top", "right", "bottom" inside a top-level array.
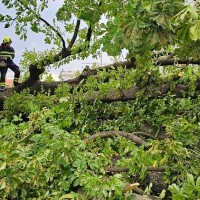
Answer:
[{"left": 17, "top": 0, "right": 66, "bottom": 48}]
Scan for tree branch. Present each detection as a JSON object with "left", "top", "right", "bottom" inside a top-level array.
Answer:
[
  {"left": 84, "top": 131, "right": 145, "bottom": 146},
  {"left": 75, "top": 24, "right": 92, "bottom": 53},
  {"left": 18, "top": 21, "right": 92, "bottom": 87},
  {"left": 17, "top": 0, "right": 66, "bottom": 49},
  {"left": 85, "top": 25, "right": 92, "bottom": 46},
  {"left": 156, "top": 57, "right": 200, "bottom": 65},
  {"left": 106, "top": 167, "right": 165, "bottom": 173},
  {"left": 11, "top": 64, "right": 200, "bottom": 100},
  {"left": 67, "top": 19, "right": 81, "bottom": 49},
  {"left": 38, "top": 17, "right": 66, "bottom": 49}
]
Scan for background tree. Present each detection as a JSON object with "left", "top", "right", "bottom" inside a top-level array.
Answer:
[{"left": 0, "top": 0, "right": 199, "bottom": 88}]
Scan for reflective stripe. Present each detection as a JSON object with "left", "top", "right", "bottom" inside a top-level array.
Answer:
[
  {"left": 14, "top": 78, "right": 19, "bottom": 82},
  {"left": 0, "top": 51, "right": 14, "bottom": 55},
  {"left": 0, "top": 51, "right": 14, "bottom": 59},
  {"left": 0, "top": 55, "right": 12, "bottom": 59}
]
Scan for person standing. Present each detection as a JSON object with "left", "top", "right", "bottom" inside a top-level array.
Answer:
[{"left": 0, "top": 36, "right": 20, "bottom": 88}]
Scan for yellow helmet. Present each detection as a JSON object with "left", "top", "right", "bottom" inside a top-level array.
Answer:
[{"left": 3, "top": 36, "right": 12, "bottom": 43}]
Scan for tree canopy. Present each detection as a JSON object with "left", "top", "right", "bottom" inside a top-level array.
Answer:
[
  {"left": 0, "top": 0, "right": 200, "bottom": 199},
  {"left": 0, "top": 0, "right": 199, "bottom": 80}
]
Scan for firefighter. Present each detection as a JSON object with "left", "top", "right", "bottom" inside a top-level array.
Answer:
[{"left": 0, "top": 36, "right": 20, "bottom": 89}]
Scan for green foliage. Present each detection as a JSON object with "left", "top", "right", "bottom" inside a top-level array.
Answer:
[
  {"left": 147, "top": 139, "right": 195, "bottom": 183},
  {"left": 3, "top": 89, "right": 58, "bottom": 121},
  {"left": 169, "top": 174, "right": 200, "bottom": 200},
  {"left": 165, "top": 117, "right": 200, "bottom": 147},
  {"left": 172, "top": 5, "right": 200, "bottom": 41},
  {"left": 1, "top": 0, "right": 199, "bottom": 66},
  {"left": 102, "top": 0, "right": 185, "bottom": 57},
  {"left": 0, "top": 91, "right": 132, "bottom": 199},
  {"left": 1, "top": 0, "right": 200, "bottom": 199},
  {"left": 1, "top": 66, "right": 200, "bottom": 198}
]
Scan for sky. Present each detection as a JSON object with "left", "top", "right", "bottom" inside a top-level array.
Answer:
[{"left": 0, "top": 1, "right": 113, "bottom": 81}]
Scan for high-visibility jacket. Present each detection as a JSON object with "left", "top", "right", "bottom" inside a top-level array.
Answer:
[{"left": 0, "top": 43, "right": 15, "bottom": 60}]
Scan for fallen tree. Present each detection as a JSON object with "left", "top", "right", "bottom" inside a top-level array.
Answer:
[{"left": 1, "top": 59, "right": 200, "bottom": 109}]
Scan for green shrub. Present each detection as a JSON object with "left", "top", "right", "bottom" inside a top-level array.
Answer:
[{"left": 169, "top": 174, "right": 200, "bottom": 200}]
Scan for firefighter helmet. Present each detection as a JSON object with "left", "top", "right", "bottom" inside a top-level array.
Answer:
[{"left": 3, "top": 36, "right": 12, "bottom": 43}]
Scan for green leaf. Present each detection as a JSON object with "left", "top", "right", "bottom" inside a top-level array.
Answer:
[
  {"left": 0, "top": 162, "right": 6, "bottom": 171},
  {"left": 0, "top": 14, "right": 4, "bottom": 21},
  {"left": 114, "top": 174, "right": 122, "bottom": 179},
  {"left": 189, "top": 6, "right": 198, "bottom": 19},
  {"left": 59, "top": 193, "right": 77, "bottom": 199},
  {"left": 73, "top": 178, "right": 80, "bottom": 187},
  {"left": 177, "top": 26, "right": 190, "bottom": 41},
  {"left": 196, "top": 176, "right": 200, "bottom": 187},
  {"left": 187, "top": 174, "right": 195, "bottom": 186},
  {"left": 159, "top": 189, "right": 166, "bottom": 199},
  {"left": 4, "top": 23, "right": 10, "bottom": 28},
  {"left": 0, "top": 180, "right": 6, "bottom": 190},
  {"left": 153, "top": 13, "right": 169, "bottom": 28},
  {"left": 190, "top": 21, "right": 200, "bottom": 41},
  {"left": 72, "top": 160, "right": 81, "bottom": 168}
]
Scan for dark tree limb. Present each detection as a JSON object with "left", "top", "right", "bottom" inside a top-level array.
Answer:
[
  {"left": 85, "top": 25, "right": 92, "bottom": 47},
  {"left": 156, "top": 57, "right": 200, "bottom": 65},
  {"left": 85, "top": 78, "right": 200, "bottom": 103},
  {"left": 128, "top": 131, "right": 156, "bottom": 139},
  {"left": 67, "top": 19, "right": 81, "bottom": 49},
  {"left": 66, "top": 59, "right": 136, "bottom": 85},
  {"left": 1, "top": 73, "right": 200, "bottom": 110},
  {"left": 74, "top": 57, "right": 200, "bottom": 83}
]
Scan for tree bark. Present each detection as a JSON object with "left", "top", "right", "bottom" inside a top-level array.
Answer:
[
  {"left": 106, "top": 167, "right": 166, "bottom": 173},
  {"left": 84, "top": 131, "right": 145, "bottom": 146}
]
